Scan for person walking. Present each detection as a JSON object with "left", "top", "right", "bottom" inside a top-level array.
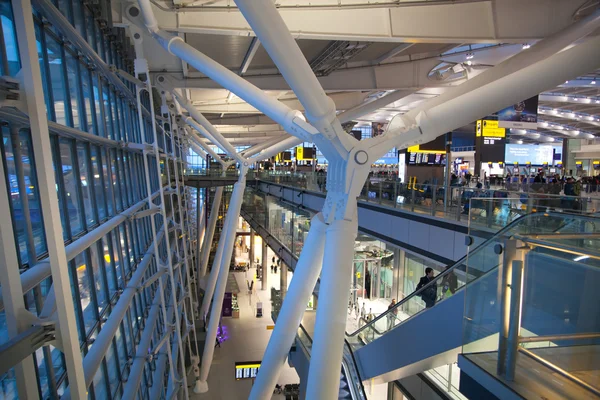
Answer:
[
  {"left": 417, "top": 267, "right": 437, "bottom": 308},
  {"left": 387, "top": 299, "right": 398, "bottom": 330}
]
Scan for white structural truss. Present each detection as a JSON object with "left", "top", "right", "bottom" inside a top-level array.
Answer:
[
  {"left": 125, "top": 0, "right": 600, "bottom": 398},
  {"left": 1, "top": 0, "right": 599, "bottom": 397}
]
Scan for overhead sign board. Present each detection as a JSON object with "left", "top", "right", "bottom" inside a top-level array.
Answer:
[{"left": 477, "top": 120, "right": 506, "bottom": 138}]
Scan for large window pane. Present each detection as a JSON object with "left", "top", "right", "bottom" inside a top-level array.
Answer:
[
  {"left": 91, "top": 146, "right": 106, "bottom": 220},
  {"left": 0, "top": 1, "right": 21, "bottom": 76},
  {"left": 102, "top": 234, "right": 118, "bottom": 294},
  {"left": 105, "top": 342, "right": 120, "bottom": 397},
  {"left": 59, "top": 138, "right": 84, "bottom": 236},
  {"left": 101, "top": 148, "right": 114, "bottom": 216},
  {"left": 92, "top": 74, "right": 104, "bottom": 137},
  {"left": 19, "top": 131, "right": 47, "bottom": 257},
  {"left": 34, "top": 23, "right": 51, "bottom": 119},
  {"left": 46, "top": 35, "right": 69, "bottom": 126},
  {"left": 81, "top": 66, "right": 94, "bottom": 135},
  {"left": 66, "top": 52, "right": 82, "bottom": 130},
  {"left": 76, "top": 143, "right": 96, "bottom": 227},
  {"left": 91, "top": 359, "right": 108, "bottom": 400},
  {"left": 89, "top": 243, "right": 108, "bottom": 313},
  {"left": 103, "top": 83, "right": 114, "bottom": 140},
  {"left": 73, "top": 252, "right": 98, "bottom": 337}
]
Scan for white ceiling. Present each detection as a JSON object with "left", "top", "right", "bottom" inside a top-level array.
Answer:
[{"left": 116, "top": 0, "right": 600, "bottom": 147}]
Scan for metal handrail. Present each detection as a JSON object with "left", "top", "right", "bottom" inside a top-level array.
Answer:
[
  {"left": 297, "top": 323, "right": 367, "bottom": 400},
  {"left": 345, "top": 211, "right": 600, "bottom": 338},
  {"left": 518, "top": 347, "right": 600, "bottom": 398}
]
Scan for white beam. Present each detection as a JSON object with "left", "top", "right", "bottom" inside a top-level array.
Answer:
[
  {"left": 191, "top": 91, "right": 370, "bottom": 113},
  {"left": 240, "top": 37, "right": 260, "bottom": 75},
  {"left": 12, "top": 0, "right": 87, "bottom": 396},
  {"left": 156, "top": 57, "right": 452, "bottom": 91}
]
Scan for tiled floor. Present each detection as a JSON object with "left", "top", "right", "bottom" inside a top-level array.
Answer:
[{"left": 189, "top": 266, "right": 298, "bottom": 400}]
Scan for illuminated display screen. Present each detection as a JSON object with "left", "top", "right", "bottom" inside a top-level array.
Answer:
[{"left": 235, "top": 361, "right": 261, "bottom": 380}]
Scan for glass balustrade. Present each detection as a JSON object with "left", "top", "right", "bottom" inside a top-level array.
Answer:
[{"left": 462, "top": 213, "right": 600, "bottom": 399}]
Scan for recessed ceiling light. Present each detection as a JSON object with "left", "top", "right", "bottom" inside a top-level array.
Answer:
[{"left": 592, "top": 81, "right": 597, "bottom": 85}]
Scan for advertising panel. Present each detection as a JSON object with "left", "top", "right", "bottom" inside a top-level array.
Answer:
[
  {"left": 505, "top": 144, "right": 555, "bottom": 165},
  {"left": 497, "top": 96, "right": 539, "bottom": 129}
]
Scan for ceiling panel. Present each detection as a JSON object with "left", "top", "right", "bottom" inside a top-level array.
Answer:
[
  {"left": 350, "top": 42, "right": 407, "bottom": 62},
  {"left": 249, "top": 38, "right": 332, "bottom": 69},
  {"left": 397, "top": 43, "right": 457, "bottom": 57},
  {"left": 185, "top": 33, "right": 254, "bottom": 70}
]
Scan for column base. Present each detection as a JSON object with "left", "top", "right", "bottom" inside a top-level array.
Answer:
[{"left": 194, "top": 379, "right": 209, "bottom": 393}]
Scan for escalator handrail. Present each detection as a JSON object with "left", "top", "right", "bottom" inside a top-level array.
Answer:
[
  {"left": 343, "top": 338, "right": 368, "bottom": 400},
  {"left": 297, "top": 323, "right": 367, "bottom": 400},
  {"left": 344, "top": 211, "right": 594, "bottom": 338}
]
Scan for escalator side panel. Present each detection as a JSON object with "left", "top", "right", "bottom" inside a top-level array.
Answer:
[{"left": 355, "top": 290, "right": 464, "bottom": 382}]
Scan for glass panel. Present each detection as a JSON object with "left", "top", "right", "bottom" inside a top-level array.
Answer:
[
  {"left": 0, "top": 1, "right": 21, "bottom": 76},
  {"left": 19, "top": 131, "right": 47, "bottom": 257},
  {"left": 106, "top": 342, "right": 120, "bottom": 396},
  {"left": 0, "top": 368, "right": 18, "bottom": 400},
  {"left": 66, "top": 52, "right": 82, "bottom": 130},
  {"left": 91, "top": 146, "right": 106, "bottom": 220},
  {"left": 91, "top": 360, "right": 109, "bottom": 400},
  {"left": 59, "top": 138, "right": 84, "bottom": 236},
  {"left": 34, "top": 23, "right": 50, "bottom": 119},
  {"left": 102, "top": 233, "right": 118, "bottom": 294},
  {"left": 1, "top": 127, "right": 27, "bottom": 263},
  {"left": 74, "top": 252, "right": 98, "bottom": 336},
  {"left": 103, "top": 83, "right": 114, "bottom": 139},
  {"left": 92, "top": 74, "right": 104, "bottom": 137},
  {"left": 77, "top": 143, "right": 96, "bottom": 227},
  {"left": 89, "top": 243, "right": 108, "bottom": 313},
  {"left": 46, "top": 35, "right": 68, "bottom": 126},
  {"left": 81, "top": 66, "right": 94, "bottom": 134}
]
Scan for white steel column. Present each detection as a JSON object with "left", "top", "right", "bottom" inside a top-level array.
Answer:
[
  {"left": 0, "top": 133, "right": 39, "bottom": 399},
  {"left": 249, "top": 213, "right": 327, "bottom": 400},
  {"left": 11, "top": 0, "right": 87, "bottom": 396},
  {"left": 169, "top": 118, "right": 201, "bottom": 365},
  {"left": 199, "top": 193, "right": 228, "bottom": 320},
  {"left": 306, "top": 217, "right": 358, "bottom": 399},
  {"left": 198, "top": 186, "right": 224, "bottom": 277},
  {"left": 196, "top": 174, "right": 248, "bottom": 392},
  {"left": 196, "top": 187, "right": 206, "bottom": 277}
]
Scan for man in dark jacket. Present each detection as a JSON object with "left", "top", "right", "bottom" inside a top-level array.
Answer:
[{"left": 417, "top": 267, "right": 437, "bottom": 308}]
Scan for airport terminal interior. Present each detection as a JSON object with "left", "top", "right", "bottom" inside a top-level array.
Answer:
[{"left": 1, "top": 0, "right": 600, "bottom": 399}]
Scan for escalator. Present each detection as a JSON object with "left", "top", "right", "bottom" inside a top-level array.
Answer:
[
  {"left": 341, "top": 211, "right": 597, "bottom": 383},
  {"left": 288, "top": 211, "right": 598, "bottom": 397}
]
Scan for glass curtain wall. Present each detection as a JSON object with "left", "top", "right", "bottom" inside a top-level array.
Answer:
[{"left": 0, "top": 0, "right": 177, "bottom": 398}]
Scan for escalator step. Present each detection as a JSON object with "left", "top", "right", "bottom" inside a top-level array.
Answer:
[{"left": 338, "top": 389, "right": 351, "bottom": 399}]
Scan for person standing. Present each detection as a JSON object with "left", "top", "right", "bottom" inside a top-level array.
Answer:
[
  {"left": 417, "top": 267, "right": 437, "bottom": 308},
  {"left": 441, "top": 266, "right": 458, "bottom": 298},
  {"left": 387, "top": 299, "right": 398, "bottom": 330}
]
